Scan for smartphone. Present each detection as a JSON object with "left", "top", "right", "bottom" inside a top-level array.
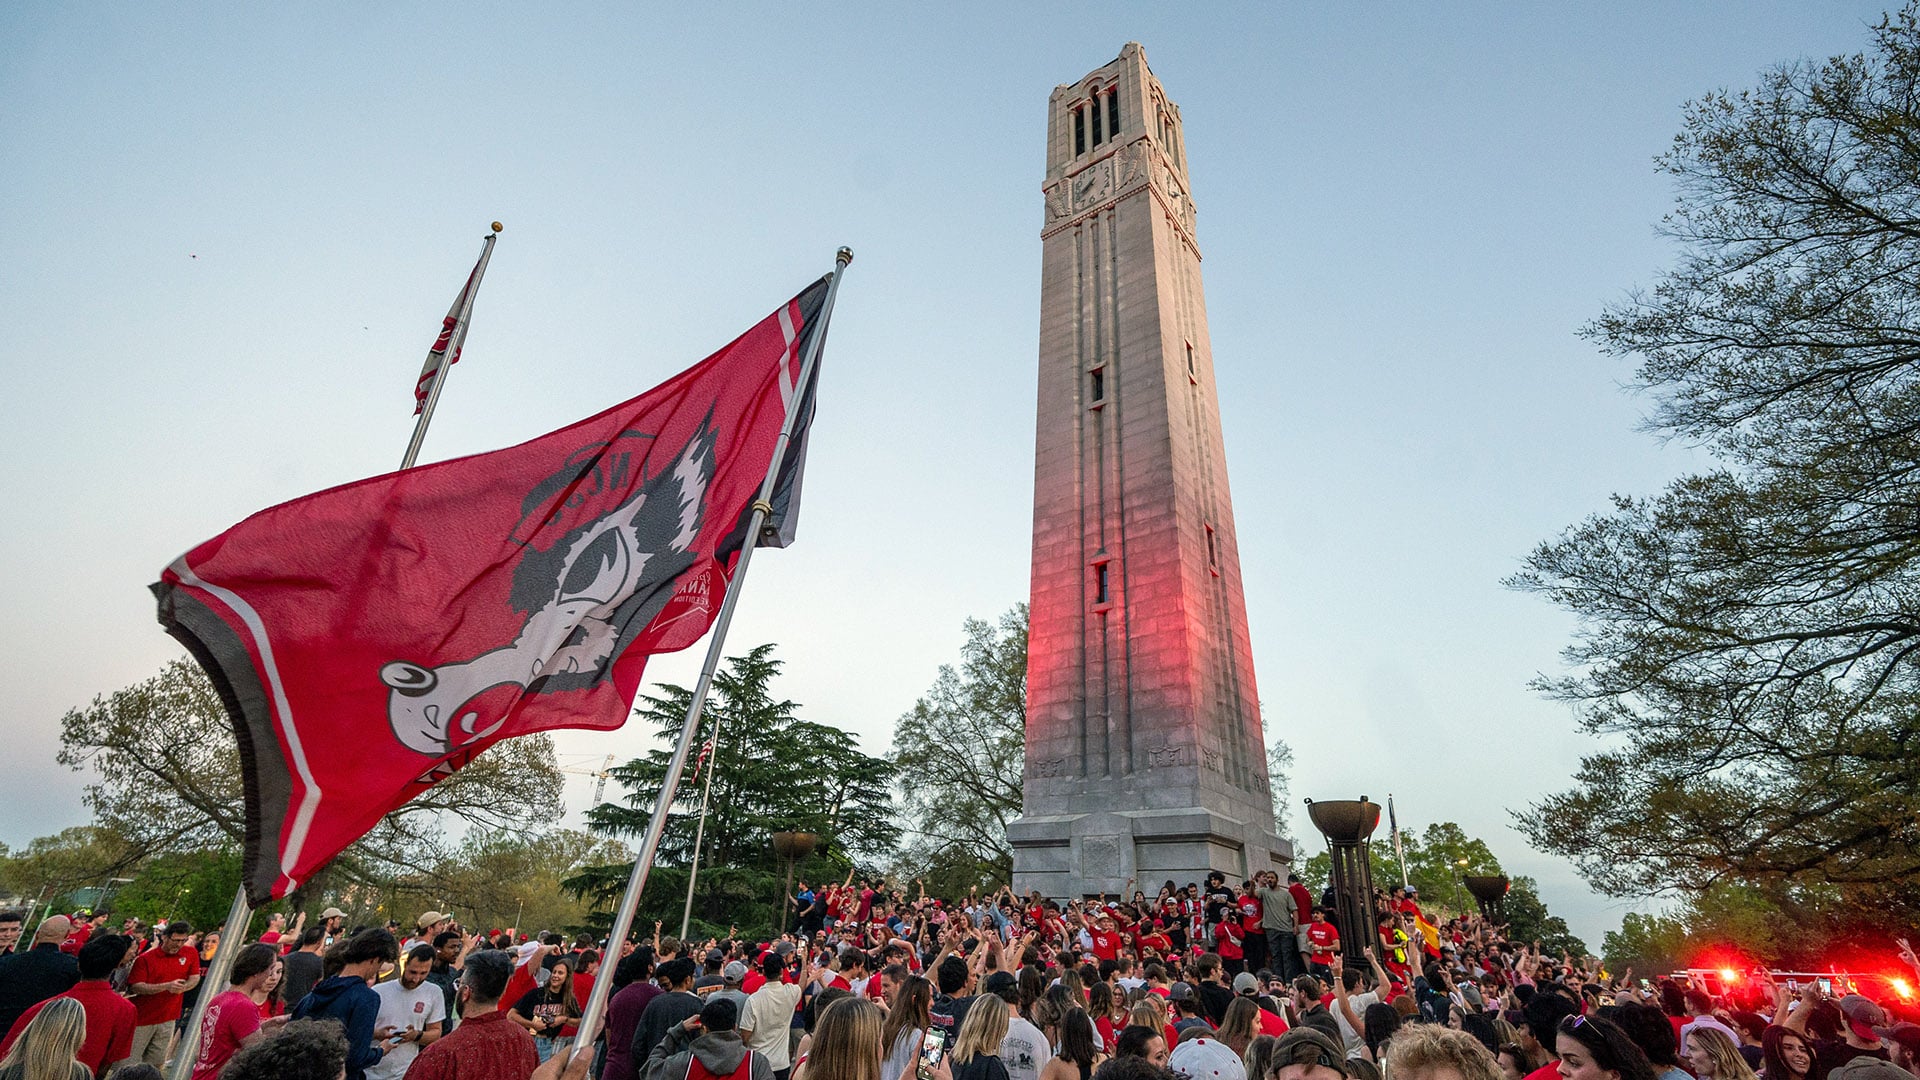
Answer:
[
  {"left": 1817, "top": 978, "right": 1833, "bottom": 995},
  {"left": 919, "top": 1028, "right": 948, "bottom": 1079},
  {"left": 1638, "top": 979, "right": 1650, "bottom": 989}
]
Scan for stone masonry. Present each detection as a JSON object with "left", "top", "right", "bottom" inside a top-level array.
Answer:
[{"left": 1010, "top": 44, "right": 1289, "bottom": 899}]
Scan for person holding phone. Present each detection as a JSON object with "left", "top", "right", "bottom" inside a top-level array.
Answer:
[{"left": 882, "top": 976, "right": 935, "bottom": 1080}]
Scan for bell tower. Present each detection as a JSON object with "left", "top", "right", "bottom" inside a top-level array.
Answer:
[{"left": 1010, "top": 44, "right": 1288, "bottom": 898}]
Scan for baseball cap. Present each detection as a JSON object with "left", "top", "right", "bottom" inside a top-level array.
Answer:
[
  {"left": 416, "top": 910, "right": 449, "bottom": 930},
  {"left": 1875, "top": 1023, "right": 1920, "bottom": 1054},
  {"left": 723, "top": 960, "right": 748, "bottom": 983},
  {"left": 320, "top": 907, "right": 348, "bottom": 920},
  {"left": 983, "top": 971, "right": 1019, "bottom": 997},
  {"left": 1232, "top": 972, "right": 1260, "bottom": 995},
  {"left": 1273, "top": 1027, "right": 1344, "bottom": 1071},
  {"left": 1838, "top": 994, "right": 1890, "bottom": 1041},
  {"left": 1169, "top": 1036, "right": 1246, "bottom": 1079},
  {"left": 1169, "top": 981, "right": 1196, "bottom": 1001}
]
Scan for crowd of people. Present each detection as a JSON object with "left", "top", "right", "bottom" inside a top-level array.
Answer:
[{"left": 0, "top": 874, "right": 1915, "bottom": 1080}]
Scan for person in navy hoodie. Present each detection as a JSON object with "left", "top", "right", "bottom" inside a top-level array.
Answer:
[{"left": 292, "top": 927, "right": 399, "bottom": 1080}]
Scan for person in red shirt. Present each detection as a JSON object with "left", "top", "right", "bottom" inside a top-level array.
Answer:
[
  {"left": 128, "top": 920, "right": 202, "bottom": 1068},
  {"left": 59, "top": 911, "right": 106, "bottom": 955},
  {"left": 190, "top": 942, "right": 287, "bottom": 1080},
  {"left": 1089, "top": 915, "right": 1125, "bottom": 962},
  {"left": 0, "top": 933, "right": 138, "bottom": 1077},
  {"left": 406, "top": 950, "right": 539, "bottom": 1080},
  {"left": 1236, "top": 882, "right": 1267, "bottom": 975},
  {"left": 1215, "top": 920, "right": 1246, "bottom": 975},
  {"left": 1304, "top": 910, "right": 1339, "bottom": 979}
]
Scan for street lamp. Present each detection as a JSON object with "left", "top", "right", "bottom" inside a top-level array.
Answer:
[{"left": 1454, "top": 858, "right": 1469, "bottom": 913}]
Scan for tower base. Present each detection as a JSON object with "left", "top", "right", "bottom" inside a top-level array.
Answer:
[{"left": 1009, "top": 806, "right": 1291, "bottom": 899}]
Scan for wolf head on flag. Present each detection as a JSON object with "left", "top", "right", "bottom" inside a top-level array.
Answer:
[{"left": 153, "top": 275, "right": 833, "bottom": 904}]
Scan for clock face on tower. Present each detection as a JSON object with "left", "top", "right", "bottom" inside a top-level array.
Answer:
[{"left": 1071, "top": 158, "right": 1113, "bottom": 209}]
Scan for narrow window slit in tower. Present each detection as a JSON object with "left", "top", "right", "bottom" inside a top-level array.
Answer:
[
  {"left": 1095, "top": 562, "right": 1109, "bottom": 605},
  {"left": 1091, "top": 93, "right": 1103, "bottom": 145},
  {"left": 1106, "top": 90, "right": 1119, "bottom": 140},
  {"left": 1206, "top": 524, "right": 1218, "bottom": 569},
  {"left": 1089, "top": 367, "right": 1105, "bottom": 404},
  {"left": 1074, "top": 108, "right": 1086, "bottom": 156}
]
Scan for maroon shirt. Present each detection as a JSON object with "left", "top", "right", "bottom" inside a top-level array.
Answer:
[{"left": 402, "top": 1008, "right": 537, "bottom": 1080}]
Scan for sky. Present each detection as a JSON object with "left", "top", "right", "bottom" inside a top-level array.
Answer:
[{"left": 0, "top": 2, "right": 1894, "bottom": 950}]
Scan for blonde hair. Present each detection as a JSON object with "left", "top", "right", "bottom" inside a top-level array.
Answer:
[
  {"left": 801, "top": 996, "right": 884, "bottom": 1080},
  {"left": 1129, "top": 995, "right": 1168, "bottom": 1032},
  {"left": 0, "top": 997, "right": 86, "bottom": 1080},
  {"left": 952, "top": 995, "right": 1011, "bottom": 1065},
  {"left": 1385, "top": 1023, "right": 1504, "bottom": 1080},
  {"left": 1686, "top": 1027, "right": 1758, "bottom": 1080}
]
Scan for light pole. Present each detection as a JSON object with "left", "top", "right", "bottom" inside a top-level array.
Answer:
[{"left": 1454, "top": 858, "right": 1469, "bottom": 914}]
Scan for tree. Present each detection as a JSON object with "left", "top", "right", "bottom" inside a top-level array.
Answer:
[
  {"left": 1296, "top": 820, "right": 1582, "bottom": 954},
  {"left": 1502, "top": 877, "right": 1588, "bottom": 958},
  {"left": 1604, "top": 912, "right": 1691, "bottom": 978},
  {"left": 1266, "top": 737, "right": 1295, "bottom": 844},
  {"left": 0, "top": 826, "right": 140, "bottom": 914},
  {"left": 578, "top": 644, "right": 897, "bottom": 937},
  {"left": 888, "top": 606, "right": 1027, "bottom": 895},
  {"left": 401, "top": 828, "right": 629, "bottom": 937},
  {"left": 57, "top": 657, "right": 565, "bottom": 904},
  {"left": 1512, "top": 8, "right": 1920, "bottom": 923}
]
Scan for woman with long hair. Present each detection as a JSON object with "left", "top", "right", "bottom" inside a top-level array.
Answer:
[
  {"left": 798, "top": 996, "right": 915, "bottom": 1080},
  {"left": 1088, "top": 981, "right": 1127, "bottom": 1050},
  {"left": 509, "top": 956, "right": 580, "bottom": 1063},
  {"left": 1557, "top": 1014, "right": 1661, "bottom": 1080},
  {"left": 1760, "top": 1026, "right": 1820, "bottom": 1080},
  {"left": 0, "top": 996, "right": 88, "bottom": 1080},
  {"left": 1686, "top": 1027, "right": 1759, "bottom": 1080},
  {"left": 881, "top": 975, "right": 935, "bottom": 1080},
  {"left": 951, "top": 992, "right": 1013, "bottom": 1080},
  {"left": 1216, "top": 997, "right": 1262, "bottom": 1057},
  {"left": 1614, "top": 1003, "right": 1692, "bottom": 1080},
  {"left": 1041, "top": 1006, "right": 1102, "bottom": 1080},
  {"left": 1364, "top": 1001, "right": 1403, "bottom": 1063}
]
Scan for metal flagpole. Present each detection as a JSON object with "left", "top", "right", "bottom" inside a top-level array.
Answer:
[
  {"left": 400, "top": 223, "right": 502, "bottom": 471},
  {"left": 679, "top": 724, "right": 722, "bottom": 939},
  {"left": 1389, "top": 793, "right": 1409, "bottom": 888},
  {"left": 172, "top": 224, "right": 506, "bottom": 1080},
  {"left": 165, "top": 886, "right": 253, "bottom": 1080},
  {"left": 568, "top": 247, "right": 852, "bottom": 1067}
]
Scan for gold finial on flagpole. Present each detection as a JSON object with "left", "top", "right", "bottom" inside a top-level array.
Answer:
[
  {"left": 836, "top": 246, "right": 853, "bottom": 265},
  {"left": 491, "top": 221, "right": 504, "bottom": 233}
]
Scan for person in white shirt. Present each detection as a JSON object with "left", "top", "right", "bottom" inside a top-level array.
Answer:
[
  {"left": 741, "top": 953, "right": 801, "bottom": 1077},
  {"left": 982, "top": 972, "right": 1052, "bottom": 1080},
  {"left": 366, "top": 944, "right": 446, "bottom": 1080}
]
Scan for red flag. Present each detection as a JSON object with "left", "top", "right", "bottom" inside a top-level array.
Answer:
[
  {"left": 155, "top": 276, "right": 832, "bottom": 903},
  {"left": 413, "top": 242, "right": 489, "bottom": 415}
]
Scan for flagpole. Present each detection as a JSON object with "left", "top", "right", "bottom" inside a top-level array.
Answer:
[
  {"left": 568, "top": 247, "right": 852, "bottom": 1067},
  {"left": 679, "top": 721, "right": 722, "bottom": 940},
  {"left": 165, "top": 886, "right": 254, "bottom": 1080},
  {"left": 174, "top": 225, "right": 505, "bottom": 1080},
  {"left": 400, "top": 223, "right": 502, "bottom": 471},
  {"left": 1389, "top": 793, "right": 1409, "bottom": 888}
]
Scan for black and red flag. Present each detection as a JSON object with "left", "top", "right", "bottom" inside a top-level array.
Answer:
[{"left": 154, "top": 276, "right": 832, "bottom": 904}]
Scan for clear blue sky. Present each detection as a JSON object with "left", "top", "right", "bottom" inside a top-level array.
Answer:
[{"left": 0, "top": 2, "right": 1892, "bottom": 950}]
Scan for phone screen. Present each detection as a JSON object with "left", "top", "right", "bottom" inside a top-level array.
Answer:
[
  {"left": 1817, "top": 978, "right": 1833, "bottom": 995},
  {"left": 919, "top": 1029, "right": 948, "bottom": 1079}
]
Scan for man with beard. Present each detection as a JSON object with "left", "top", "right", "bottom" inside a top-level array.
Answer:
[{"left": 367, "top": 944, "right": 447, "bottom": 1080}]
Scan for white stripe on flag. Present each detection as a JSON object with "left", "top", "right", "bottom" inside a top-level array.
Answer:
[
  {"left": 170, "top": 556, "right": 323, "bottom": 893},
  {"left": 776, "top": 305, "right": 798, "bottom": 411}
]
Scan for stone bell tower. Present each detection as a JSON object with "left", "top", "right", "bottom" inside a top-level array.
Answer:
[{"left": 1009, "top": 43, "right": 1288, "bottom": 898}]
